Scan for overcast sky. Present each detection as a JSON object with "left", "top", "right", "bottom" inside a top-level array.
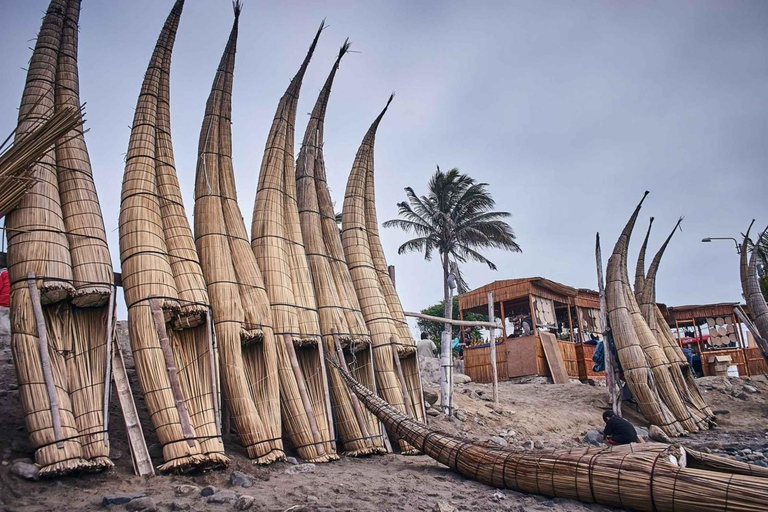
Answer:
[{"left": 1, "top": 1, "right": 766, "bottom": 326}]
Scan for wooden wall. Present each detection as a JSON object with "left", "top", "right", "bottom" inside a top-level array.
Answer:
[
  {"left": 576, "top": 343, "right": 605, "bottom": 380},
  {"left": 464, "top": 342, "right": 508, "bottom": 383}
]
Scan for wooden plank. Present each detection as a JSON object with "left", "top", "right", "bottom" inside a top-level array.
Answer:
[
  {"left": 26, "top": 272, "right": 63, "bottom": 448},
  {"left": 391, "top": 337, "right": 415, "bottom": 418},
  {"left": 539, "top": 332, "right": 569, "bottom": 384},
  {"left": 102, "top": 286, "right": 117, "bottom": 446},
  {"left": 111, "top": 331, "right": 154, "bottom": 476},
  {"left": 505, "top": 335, "right": 539, "bottom": 378}
]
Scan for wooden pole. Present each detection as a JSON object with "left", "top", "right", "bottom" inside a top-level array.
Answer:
[
  {"left": 500, "top": 301, "right": 507, "bottom": 339},
  {"left": 149, "top": 298, "right": 195, "bottom": 447},
  {"left": 388, "top": 265, "right": 396, "bottom": 290},
  {"left": 403, "top": 311, "right": 496, "bottom": 329},
  {"left": 102, "top": 286, "right": 117, "bottom": 446},
  {"left": 332, "top": 330, "right": 372, "bottom": 448},
  {"left": 111, "top": 331, "right": 154, "bottom": 476},
  {"left": 26, "top": 272, "right": 63, "bottom": 448},
  {"left": 595, "top": 234, "right": 621, "bottom": 415},
  {"left": 205, "top": 308, "right": 221, "bottom": 436},
  {"left": 566, "top": 302, "right": 575, "bottom": 343},
  {"left": 282, "top": 334, "right": 325, "bottom": 456},
  {"left": 528, "top": 295, "right": 538, "bottom": 334},
  {"left": 391, "top": 337, "right": 415, "bottom": 418},
  {"left": 315, "top": 335, "right": 336, "bottom": 444},
  {"left": 487, "top": 292, "right": 498, "bottom": 405}
]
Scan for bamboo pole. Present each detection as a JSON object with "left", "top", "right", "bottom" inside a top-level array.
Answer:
[
  {"left": 391, "top": 337, "right": 415, "bottom": 418},
  {"left": 333, "top": 330, "right": 372, "bottom": 448},
  {"left": 150, "top": 298, "right": 195, "bottom": 447},
  {"left": 596, "top": 234, "right": 621, "bottom": 415},
  {"left": 26, "top": 271, "right": 63, "bottom": 448},
  {"left": 486, "top": 292, "right": 498, "bottom": 404},
  {"left": 403, "top": 311, "right": 496, "bottom": 329},
  {"left": 282, "top": 334, "right": 325, "bottom": 456}
]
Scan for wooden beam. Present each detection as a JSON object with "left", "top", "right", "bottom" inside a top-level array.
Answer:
[
  {"left": 282, "top": 334, "right": 325, "bottom": 456},
  {"left": 111, "top": 328, "right": 154, "bottom": 476},
  {"left": 487, "top": 292, "right": 498, "bottom": 405},
  {"left": 404, "top": 311, "right": 496, "bottom": 329},
  {"left": 500, "top": 301, "right": 507, "bottom": 339},
  {"left": 102, "top": 286, "right": 117, "bottom": 446},
  {"left": 26, "top": 272, "right": 64, "bottom": 448}
]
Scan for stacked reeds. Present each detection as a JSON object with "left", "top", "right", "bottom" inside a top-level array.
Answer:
[
  {"left": 605, "top": 193, "right": 685, "bottom": 436},
  {"left": 250, "top": 23, "right": 336, "bottom": 463},
  {"left": 6, "top": 0, "right": 114, "bottom": 477},
  {"left": 331, "top": 356, "right": 768, "bottom": 512},
  {"left": 636, "top": 218, "right": 713, "bottom": 425},
  {"left": 341, "top": 98, "right": 425, "bottom": 454},
  {"left": 193, "top": 3, "right": 283, "bottom": 465},
  {"left": 0, "top": 105, "right": 83, "bottom": 218},
  {"left": 296, "top": 42, "right": 386, "bottom": 456},
  {"left": 119, "top": 0, "right": 227, "bottom": 473}
]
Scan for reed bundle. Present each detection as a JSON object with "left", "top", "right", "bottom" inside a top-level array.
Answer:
[
  {"left": 119, "top": 0, "right": 226, "bottom": 473},
  {"left": 331, "top": 356, "right": 768, "bottom": 512},
  {"left": 744, "top": 228, "right": 768, "bottom": 343},
  {"left": 7, "top": 0, "right": 114, "bottom": 477},
  {"left": 636, "top": 218, "right": 713, "bottom": 425},
  {"left": 605, "top": 193, "right": 684, "bottom": 436},
  {"left": 341, "top": 98, "right": 423, "bottom": 454},
  {"left": 0, "top": 105, "right": 83, "bottom": 219},
  {"left": 250, "top": 23, "right": 335, "bottom": 463},
  {"left": 296, "top": 41, "right": 385, "bottom": 456},
  {"left": 193, "top": 4, "right": 283, "bottom": 465}
]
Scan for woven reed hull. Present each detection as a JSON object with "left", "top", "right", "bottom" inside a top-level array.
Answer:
[
  {"left": 746, "top": 231, "right": 768, "bottom": 341},
  {"left": 55, "top": 0, "right": 112, "bottom": 307},
  {"left": 6, "top": 0, "right": 73, "bottom": 304},
  {"left": 341, "top": 100, "right": 418, "bottom": 453},
  {"left": 334, "top": 359, "right": 768, "bottom": 512}
]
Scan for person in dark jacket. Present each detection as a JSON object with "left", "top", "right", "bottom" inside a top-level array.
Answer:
[{"left": 602, "top": 410, "right": 643, "bottom": 445}]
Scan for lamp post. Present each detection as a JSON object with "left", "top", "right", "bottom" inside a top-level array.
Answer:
[{"left": 701, "top": 237, "right": 740, "bottom": 254}]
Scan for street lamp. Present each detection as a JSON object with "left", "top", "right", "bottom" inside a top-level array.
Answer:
[{"left": 701, "top": 237, "right": 740, "bottom": 254}]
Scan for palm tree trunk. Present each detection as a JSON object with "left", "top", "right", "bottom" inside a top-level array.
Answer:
[{"left": 440, "top": 253, "right": 452, "bottom": 414}]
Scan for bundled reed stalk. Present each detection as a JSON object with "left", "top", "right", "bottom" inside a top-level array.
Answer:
[
  {"left": 250, "top": 23, "right": 336, "bottom": 463},
  {"left": 194, "top": 3, "right": 283, "bottom": 464},
  {"left": 341, "top": 98, "right": 422, "bottom": 454},
  {"left": 296, "top": 41, "right": 385, "bottom": 456},
  {"left": 330, "top": 356, "right": 768, "bottom": 512},
  {"left": 636, "top": 218, "right": 713, "bottom": 425},
  {"left": 119, "top": 0, "right": 226, "bottom": 473},
  {"left": 745, "top": 227, "right": 768, "bottom": 344},
  {"left": 7, "top": 0, "right": 114, "bottom": 477},
  {"left": 605, "top": 193, "right": 684, "bottom": 436},
  {"left": 0, "top": 105, "right": 83, "bottom": 218}
]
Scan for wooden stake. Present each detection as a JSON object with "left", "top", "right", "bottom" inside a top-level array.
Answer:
[
  {"left": 205, "top": 307, "right": 221, "bottom": 436},
  {"left": 149, "top": 298, "right": 195, "bottom": 447},
  {"left": 111, "top": 331, "right": 154, "bottom": 476},
  {"left": 487, "top": 292, "right": 499, "bottom": 405},
  {"left": 102, "top": 285, "right": 117, "bottom": 446},
  {"left": 391, "top": 337, "right": 415, "bottom": 418},
  {"left": 26, "top": 272, "right": 63, "bottom": 448},
  {"left": 332, "top": 330, "right": 372, "bottom": 448},
  {"left": 282, "top": 334, "right": 325, "bottom": 456}
]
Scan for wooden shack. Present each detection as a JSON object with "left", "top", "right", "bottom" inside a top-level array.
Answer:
[
  {"left": 661, "top": 302, "right": 768, "bottom": 377},
  {"left": 459, "top": 278, "right": 605, "bottom": 383}
]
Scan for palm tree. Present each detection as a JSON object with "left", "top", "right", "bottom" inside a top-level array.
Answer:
[{"left": 384, "top": 166, "right": 521, "bottom": 330}]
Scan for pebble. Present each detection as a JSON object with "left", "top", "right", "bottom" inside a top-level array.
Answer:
[
  {"left": 285, "top": 456, "right": 299, "bottom": 465},
  {"left": 306, "top": 495, "right": 319, "bottom": 503},
  {"left": 126, "top": 497, "right": 157, "bottom": 512},
  {"left": 171, "top": 502, "right": 190, "bottom": 511},
  {"left": 521, "top": 441, "right": 534, "bottom": 450},
  {"left": 101, "top": 493, "right": 146, "bottom": 506},
  {"left": 230, "top": 470, "right": 254, "bottom": 488},
  {"left": 234, "top": 496, "right": 256, "bottom": 511},
  {"left": 534, "top": 441, "right": 544, "bottom": 450},
  {"left": 743, "top": 385, "right": 759, "bottom": 394},
  {"left": 207, "top": 491, "right": 238, "bottom": 504},
  {"left": 286, "top": 463, "right": 316, "bottom": 475},
  {"left": 427, "top": 408, "right": 440, "bottom": 417},
  {"left": 453, "top": 409, "right": 467, "bottom": 422},
  {"left": 434, "top": 501, "right": 457, "bottom": 512},
  {"left": 174, "top": 484, "right": 200, "bottom": 497},
  {"left": 10, "top": 461, "right": 39, "bottom": 481},
  {"left": 453, "top": 374, "right": 471, "bottom": 384},
  {"left": 200, "top": 486, "right": 218, "bottom": 497},
  {"left": 489, "top": 436, "right": 508, "bottom": 447}
]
